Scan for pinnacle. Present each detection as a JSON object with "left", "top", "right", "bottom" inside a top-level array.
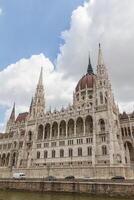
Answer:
[
  {"left": 98, "top": 43, "right": 104, "bottom": 66},
  {"left": 9, "top": 102, "right": 15, "bottom": 121},
  {"left": 38, "top": 67, "right": 43, "bottom": 86},
  {"left": 87, "top": 53, "right": 94, "bottom": 74}
]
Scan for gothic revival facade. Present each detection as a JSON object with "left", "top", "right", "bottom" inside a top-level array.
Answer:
[{"left": 0, "top": 44, "right": 134, "bottom": 178}]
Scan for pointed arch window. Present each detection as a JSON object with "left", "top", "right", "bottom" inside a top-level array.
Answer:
[
  {"left": 102, "top": 145, "right": 107, "bottom": 155},
  {"left": 37, "top": 151, "right": 40, "bottom": 159},
  {"left": 44, "top": 150, "right": 48, "bottom": 159},
  {"left": 69, "top": 148, "right": 73, "bottom": 157},
  {"left": 52, "top": 150, "right": 56, "bottom": 158},
  {"left": 78, "top": 147, "right": 82, "bottom": 156},
  {"left": 37, "top": 124, "right": 43, "bottom": 140},
  {"left": 99, "top": 119, "right": 105, "bottom": 132},
  {"left": 87, "top": 147, "right": 92, "bottom": 156},
  {"left": 60, "top": 149, "right": 64, "bottom": 158}
]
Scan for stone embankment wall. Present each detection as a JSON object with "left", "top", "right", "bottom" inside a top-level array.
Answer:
[
  {"left": 0, "top": 166, "right": 134, "bottom": 179},
  {"left": 0, "top": 180, "right": 134, "bottom": 197}
]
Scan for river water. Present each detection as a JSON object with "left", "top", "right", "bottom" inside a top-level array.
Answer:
[{"left": 0, "top": 191, "right": 132, "bottom": 200}]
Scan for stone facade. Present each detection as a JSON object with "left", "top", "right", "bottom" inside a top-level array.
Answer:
[{"left": 0, "top": 44, "right": 134, "bottom": 179}]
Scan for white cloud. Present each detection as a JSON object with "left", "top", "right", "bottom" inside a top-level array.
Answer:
[
  {"left": 57, "top": 0, "right": 134, "bottom": 110},
  {"left": 0, "top": 54, "right": 76, "bottom": 131}
]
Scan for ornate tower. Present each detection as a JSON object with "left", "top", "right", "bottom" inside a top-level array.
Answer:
[
  {"left": 6, "top": 103, "right": 15, "bottom": 132},
  {"left": 95, "top": 44, "right": 125, "bottom": 166},
  {"left": 30, "top": 67, "right": 45, "bottom": 118}
]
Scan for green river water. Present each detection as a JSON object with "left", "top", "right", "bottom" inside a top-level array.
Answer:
[{"left": 0, "top": 191, "right": 132, "bottom": 200}]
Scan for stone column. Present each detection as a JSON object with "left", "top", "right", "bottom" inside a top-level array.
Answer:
[
  {"left": 66, "top": 121, "right": 68, "bottom": 138},
  {"left": 57, "top": 123, "right": 60, "bottom": 139},
  {"left": 50, "top": 124, "right": 52, "bottom": 140},
  {"left": 83, "top": 118, "right": 86, "bottom": 136},
  {"left": 74, "top": 121, "right": 76, "bottom": 137}
]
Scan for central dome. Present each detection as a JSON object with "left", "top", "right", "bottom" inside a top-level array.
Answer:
[
  {"left": 75, "top": 55, "right": 95, "bottom": 92},
  {"left": 75, "top": 73, "right": 94, "bottom": 92}
]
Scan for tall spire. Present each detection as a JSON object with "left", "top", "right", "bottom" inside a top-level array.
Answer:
[
  {"left": 29, "top": 97, "right": 33, "bottom": 114},
  {"left": 98, "top": 43, "right": 104, "bottom": 66},
  {"left": 38, "top": 66, "right": 43, "bottom": 86},
  {"left": 87, "top": 54, "right": 94, "bottom": 74},
  {"left": 9, "top": 102, "right": 15, "bottom": 122},
  {"left": 31, "top": 67, "right": 45, "bottom": 117}
]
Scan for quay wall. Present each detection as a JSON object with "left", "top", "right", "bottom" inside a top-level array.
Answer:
[
  {"left": 0, "top": 180, "right": 134, "bottom": 197},
  {"left": 0, "top": 166, "right": 133, "bottom": 179}
]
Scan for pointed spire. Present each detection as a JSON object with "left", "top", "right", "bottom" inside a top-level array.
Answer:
[
  {"left": 9, "top": 102, "right": 15, "bottom": 121},
  {"left": 87, "top": 54, "right": 94, "bottom": 74},
  {"left": 38, "top": 67, "right": 43, "bottom": 86},
  {"left": 29, "top": 97, "right": 33, "bottom": 114},
  {"left": 98, "top": 43, "right": 104, "bottom": 66}
]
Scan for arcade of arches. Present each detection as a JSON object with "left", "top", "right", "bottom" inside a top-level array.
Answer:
[
  {"left": 0, "top": 152, "right": 17, "bottom": 167},
  {"left": 37, "top": 116, "right": 94, "bottom": 140}
]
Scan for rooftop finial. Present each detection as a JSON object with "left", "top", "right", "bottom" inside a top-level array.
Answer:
[
  {"left": 87, "top": 53, "right": 94, "bottom": 74},
  {"left": 98, "top": 43, "right": 104, "bottom": 66}
]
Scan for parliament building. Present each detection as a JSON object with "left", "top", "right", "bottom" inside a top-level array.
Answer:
[{"left": 0, "top": 44, "right": 134, "bottom": 179}]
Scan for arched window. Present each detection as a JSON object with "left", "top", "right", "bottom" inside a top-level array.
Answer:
[
  {"left": 76, "top": 117, "right": 84, "bottom": 135},
  {"left": 128, "top": 127, "right": 131, "bottom": 136},
  {"left": 99, "top": 119, "right": 105, "bottom": 132},
  {"left": 6, "top": 153, "right": 10, "bottom": 166},
  {"left": 78, "top": 147, "right": 82, "bottom": 156},
  {"left": 100, "top": 92, "right": 103, "bottom": 104},
  {"left": 60, "top": 149, "right": 64, "bottom": 158},
  {"left": 68, "top": 148, "right": 73, "bottom": 157},
  {"left": 44, "top": 150, "right": 48, "bottom": 159},
  {"left": 52, "top": 150, "right": 56, "bottom": 158},
  {"left": 37, "top": 151, "right": 40, "bottom": 159},
  {"left": 67, "top": 119, "right": 74, "bottom": 136},
  {"left": 85, "top": 115, "right": 93, "bottom": 134},
  {"left": 102, "top": 146, "right": 107, "bottom": 155},
  {"left": 28, "top": 131, "right": 32, "bottom": 141},
  {"left": 44, "top": 123, "right": 50, "bottom": 139},
  {"left": 1, "top": 154, "right": 6, "bottom": 166},
  {"left": 14, "top": 141, "right": 17, "bottom": 148},
  {"left": 59, "top": 120, "right": 66, "bottom": 137},
  {"left": 12, "top": 152, "right": 17, "bottom": 167},
  {"left": 121, "top": 128, "right": 124, "bottom": 137},
  {"left": 37, "top": 124, "right": 43, "bottom": 140},
  {"left": 52, "top": 122, "right": 58, "bottom": 138},
  {"left": 87, "top": 147, "right": 92, "bottom": 156},
  {"left": 125, "top": 127, "right": 127, "bottom": 136}
]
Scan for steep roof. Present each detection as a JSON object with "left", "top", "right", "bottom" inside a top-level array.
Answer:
[{"left": 15, "top": 112, "right": 28, "bottom": 123}]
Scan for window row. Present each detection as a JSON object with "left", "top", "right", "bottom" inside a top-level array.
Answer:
[
  {"left": 37, "top": 117, "right": 106, "bottom": 140},
  {"left": 36, "top": 146, "right": 108, "bottom": 159},
  {"left": 37, "top": 147, "right": 92, "bottom": 159},
  {"left": 37, "top": 137, "right": 93, "bottom": 149}
]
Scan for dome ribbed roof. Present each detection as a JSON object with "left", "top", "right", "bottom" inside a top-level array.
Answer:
[{"left": 75, "top": 73, "right": 94, "bottom": 92}]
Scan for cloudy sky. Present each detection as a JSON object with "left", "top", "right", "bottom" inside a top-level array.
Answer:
[{"left": 0, "top": 0, "right": 134, "bottom": 131}]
